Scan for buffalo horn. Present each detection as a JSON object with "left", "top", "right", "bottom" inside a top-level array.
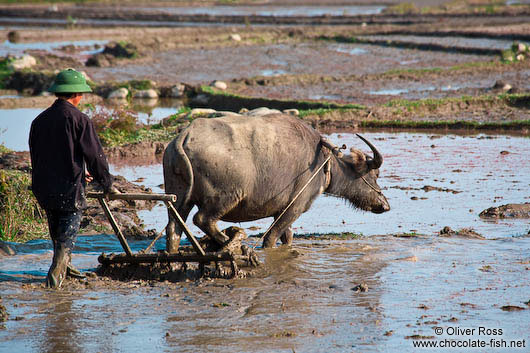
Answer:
[
  {"left": 320, "top": 137, "right": 344, "bottom": 158},
  {"left": 356, "top": 134, "right": 383, "bottom": 169}
]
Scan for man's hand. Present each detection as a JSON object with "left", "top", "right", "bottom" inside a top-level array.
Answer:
[
  {"left": 85, "top": 170, "right": 94, "bottom": 183},
  {"left": 104, "top": 185, "right": 120, "bottom": 201}
]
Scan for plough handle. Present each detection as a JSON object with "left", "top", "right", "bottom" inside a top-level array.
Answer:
[{"left": 86, "top": 192, "right": 177, "bottom": 202}]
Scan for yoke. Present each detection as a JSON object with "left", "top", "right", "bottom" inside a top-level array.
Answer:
[{"left": 86, "top": 192, "right": 259, "bottom": 277}]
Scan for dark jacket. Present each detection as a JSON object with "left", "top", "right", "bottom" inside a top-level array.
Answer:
[{"left": 29, "top": 99, "right": 112, "bottom": 211}]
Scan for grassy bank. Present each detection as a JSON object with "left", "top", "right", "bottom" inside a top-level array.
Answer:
[
  {"left": 86, "top": 105, "right": 183, "bottom": 147},
  {"left": 0, "top": 168, "right": 47, "bottom": 242}
]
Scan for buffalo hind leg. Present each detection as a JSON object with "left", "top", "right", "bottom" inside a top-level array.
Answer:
[
  {"left": 280, "top": 228, "right": 293, "bottom": 246},
  {"left": 166, "top": 203, "right": 192, "bottom": 253},
  {"left": 193, "top": 211, "right": 229, "bottom": 246}
]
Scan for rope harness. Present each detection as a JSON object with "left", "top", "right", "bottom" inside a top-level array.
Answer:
[
  {"left": 361, "top": 175, "right": 383, "bottom": 195},
  {"left": 250, "top": 134, "right": 384, "bottom": 248},
  {"left": 256, "top": 154, "right": 332, "bottom": 247}
]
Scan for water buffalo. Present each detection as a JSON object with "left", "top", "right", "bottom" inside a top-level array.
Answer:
[{"left": 163, "top": 113, "right": 389, "bottom": 251}]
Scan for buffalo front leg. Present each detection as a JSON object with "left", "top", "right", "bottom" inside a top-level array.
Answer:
[{"left": 263, "top": 211, "right": 298, "bottom": 248}]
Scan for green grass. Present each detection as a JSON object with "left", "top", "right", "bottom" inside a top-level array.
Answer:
[
  {"left": 86, "top": 105, "right": 189, "bottom": 147},
  {"left": 201, "top": 85, "right": 365, "bottom": 112},
  {"left": 0, "top": 169, "right": 48, "bottom": 242},
  {"left": 96, "top": 120, "right": 178, "bottom": 147},
  {"left": 384, "top": 93, "right": 528, "bottom": 111},
  {"left": 298, "top": 107, "right": 361, "bottom": 118},
  {"left": 359, "top": 119, "right": 530, "bottom": 130},
  {"left": 0, "top": 58, "right": 14, "bottom": 90}
]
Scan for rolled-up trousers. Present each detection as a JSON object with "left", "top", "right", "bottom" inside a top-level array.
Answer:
[{"left": 45, "top": 209, "right": 82, "bottom": 251}]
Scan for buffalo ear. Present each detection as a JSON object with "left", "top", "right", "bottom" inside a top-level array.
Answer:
[{"left": 347, "top": 149, "right": 368, "bottom": 173}]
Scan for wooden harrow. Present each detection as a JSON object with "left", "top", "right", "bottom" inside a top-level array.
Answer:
[{"left": 86, "top": 192, "right": 259, "bottom": 277}]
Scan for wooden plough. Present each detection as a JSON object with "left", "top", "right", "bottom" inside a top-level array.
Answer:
[{"left": 86, "top": 192, "right": 259, "bottom": 278}]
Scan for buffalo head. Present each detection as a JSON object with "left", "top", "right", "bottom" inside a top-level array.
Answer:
[{"left": 326, "top": 134, "right": 390, "bottom": 214}]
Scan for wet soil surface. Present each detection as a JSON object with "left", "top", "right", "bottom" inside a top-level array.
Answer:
[
  {"left": 1, "top": 235, "right": 529, "bottom": 353},
  {"left": 1, "top": 9, "right": 529, "bottom": 110}
]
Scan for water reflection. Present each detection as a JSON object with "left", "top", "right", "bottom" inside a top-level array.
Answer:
[
  {"left": 40, "top": 296, "right": 81, "bottom": 353},
  {"left": 131, "top": 5, "right": 386, "bottom": 17},
  {"left": 0, "top": 39, "right": 108, "bottom": 57},
  {"left": 0, "top": 108, "right": 41, "bottom": 151}
]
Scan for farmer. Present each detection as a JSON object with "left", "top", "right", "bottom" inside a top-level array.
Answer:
[{"left": 29, "top": 68, "right": 117, "bottom": 288}]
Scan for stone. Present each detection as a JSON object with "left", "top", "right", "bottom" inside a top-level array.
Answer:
[
  {"left": 108, "top": 87, "right": 129, "bottom": 99},
  {"left": 492, "top": 81, "right": 512, "bottom": 91},
  {"left": 283, "top": 109, "right": 299, "bottom": 116},
  {"left": 187, "top": 108, "right": 217, "bottom": 118},
  {"left": 8, "top": 55, "right": 37, "bottom": 70},
  {"left": 229, "top": 34, "right": 241, "bottom": 42},
  {"left": 479, "top": 203, "right": 530, "bottom": 219},
  {"left": 169, "top": 83, "right": 186, "bottom": 98},
  {"left": 7, "top": 31, "right": 20, "bottom": 43},
  {"left": 215, "top": 111, "right": 241, "bottom": 117},
  {"left": 246, "top": 107, "right": 282, "bottom": 116},
  {"left": 191, "top": 93, "right": 209, "bottom": 105},
  {"left": 133, "top": 89, "right": 158, "bottom": 99},
  {"left": 79, "top": 71, "right": 91, "bottom": 82},
  {"left": 103, "top": 41, "right": 137, "bottom": 58},
  {"left": 210, "top": 80, "right": 227, "bottom": 90}
]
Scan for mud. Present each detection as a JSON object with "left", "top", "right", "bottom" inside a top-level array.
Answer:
[
  {"left": 479, "top": 203, "right": 530, "bottom": 219},
  {"left": 1, "top": 235, "right": 529, "bottom": 352}
]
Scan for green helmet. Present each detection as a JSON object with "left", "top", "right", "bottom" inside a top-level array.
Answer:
[{"left": 48, "top": 68, "right": 92, "bottom": 93}]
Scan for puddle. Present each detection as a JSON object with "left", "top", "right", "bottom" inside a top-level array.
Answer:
[
  {"left": 370, "top": 88, "right": 410, "bottom": 96},
  {"left": 0, "top": 39, "right": 108, "bottom": 57},
  {"left": 369, "top": 85, "right": 465, "bottom": 96},
  {"left": 140, "top": 5, "right": 385, "bottom": 17},
  {"left": 261, "top": 69, "right": 288, "bottom": 77},
  {"left": 0, "top": 108, "right": 41, "bottom": 151},
  {"left": 309, "top": 94, "right": 344, "bottom": 100},
  {"left": 360, "top": 35, "right": 522, "bottom": 51},
  {"left": 331, "top": 45, "right": 367, "bottom": 56},
  {"left": 0, "top": 95, "right": 22, "bottom": 99}
]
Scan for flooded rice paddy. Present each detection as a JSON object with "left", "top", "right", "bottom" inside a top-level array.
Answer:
[
  {"left": 141, "top": 5, "right": 386, "bottom": 17},
  {"left": 0, "top": 39, "right": 107, "bottom": 57},
  {"left": 0, "top": 107, "right": 529, "bottom": 352},
  {"left": 88, "top": 41, "right": 494, "bottom": 86},
  {"left": 358, "top": 35, "right": 521, "bottom": 51}
]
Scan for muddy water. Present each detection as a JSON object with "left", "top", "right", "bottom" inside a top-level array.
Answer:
[
  {"left": 1, "top": 236, "right": 529, "bottom": 352},
  {"left": 360, "top": 35, "right": 521, "bottom": 51},
  {"left": 0, "top": 108, "right": 40, "bottom": 151},
  {"left": 143, "top": 5, "right": 385, "bottom": 16},
  {"left": 1, "top": 125, "right": 529, "bottom": 352},
  {"left": 0, "top": 39, "right": 107, "bottom": 57}
]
